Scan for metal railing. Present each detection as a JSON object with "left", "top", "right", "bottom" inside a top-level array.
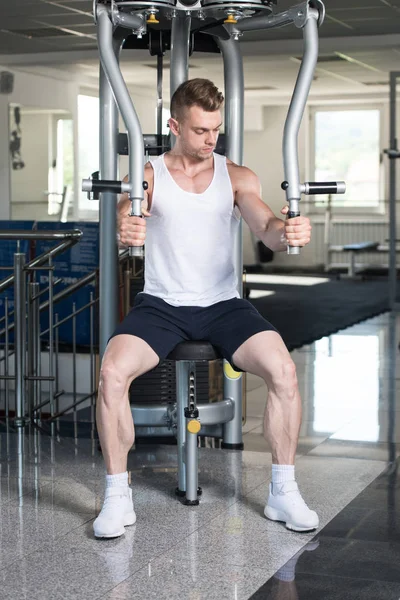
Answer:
[
  {"left": 0, "top": 231, "right": 142, "bottom": 437},
  {"left": 0, "top": 232, "right": 235, "bottom": 442},
  {"left": 0, "top": 230, "right": 102, "bottom": 434}
]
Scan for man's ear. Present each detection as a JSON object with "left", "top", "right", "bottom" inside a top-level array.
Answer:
[{"left": 168, "top": 117, "right": 179, "bottom": 136}]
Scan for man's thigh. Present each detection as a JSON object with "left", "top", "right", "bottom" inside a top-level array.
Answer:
[
  {"left": 201, "top": 297, "right": 279, "bottom": 372},
  {"left": 110, "top": 293, "right": 190, "bottom": 362}
]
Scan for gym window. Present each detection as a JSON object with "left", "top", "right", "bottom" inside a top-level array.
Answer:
[
  {"left": 309, "top": 105, "right": 384, "bottom": 212},
  {"left": 78, "top": 94, "right": 100, "bottom": 217}
]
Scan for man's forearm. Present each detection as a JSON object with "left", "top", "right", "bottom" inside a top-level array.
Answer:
[{"left": 259, "top": 217, "right": 287, "bottom": 252}]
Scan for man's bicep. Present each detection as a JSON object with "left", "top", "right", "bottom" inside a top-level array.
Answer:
[{"left": 236, "top": 190, "right": 275, "bottom": 238}]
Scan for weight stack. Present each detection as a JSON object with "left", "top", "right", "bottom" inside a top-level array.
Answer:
[{"left": 129, "top": 359, "right": 211, "bottom": 405}]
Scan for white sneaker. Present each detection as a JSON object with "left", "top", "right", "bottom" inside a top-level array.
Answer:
[
  {"left": 264, "top": 481, "right": 319, "bottom": 532},
  {"left": 93, "top": 486, "right": 136, "bottom": 539}
]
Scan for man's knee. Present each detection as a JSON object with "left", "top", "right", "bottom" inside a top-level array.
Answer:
[
  {"left": 266, "top": 358, "right": 298, "bottom": 396},
  {"left": 99, "top": 359, "right": 139, "bottom": 402}
]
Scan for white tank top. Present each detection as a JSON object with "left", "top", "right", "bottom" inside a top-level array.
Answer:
[{"left": 142, "top": 152, "right": 241, "bottom": 307}]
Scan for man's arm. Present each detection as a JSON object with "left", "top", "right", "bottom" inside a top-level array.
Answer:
[
  {"left": 235, "top": 168, "right": 287, "bottom": 252},
  {"left": 235, "top": 167, "right": 312, "bottom": 252}
]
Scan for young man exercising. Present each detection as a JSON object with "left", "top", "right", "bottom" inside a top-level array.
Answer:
[{"left": 93, "top": 78, "right": 318, "bottom": 539}]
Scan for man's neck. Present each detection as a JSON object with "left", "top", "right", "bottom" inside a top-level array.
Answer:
[{"left": 166, "top": 149, "right": 214, "bottom": 173}]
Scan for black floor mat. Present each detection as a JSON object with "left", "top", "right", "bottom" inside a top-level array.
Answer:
[{"left": 247, "top": 276, "right": 391, "bottom": 351}]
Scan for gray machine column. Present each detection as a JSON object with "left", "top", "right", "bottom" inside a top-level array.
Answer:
[
  {"left": 176, "top": 361, "right": 190, "bottom": 493},
  {"left": 98, "top": 32, "right": 124, "bottom": 358},
  {"left": 170, "top": 12, "right": 191, "bottom": 149},
  {"left": 170, "top": 13, "right": 191, "bottom": 96},
  {"left": 170, "top": 11, "right": 192, "bottom": 494},
  {"left": 217, "top": 37, "right": 244, "bottom": 449}
]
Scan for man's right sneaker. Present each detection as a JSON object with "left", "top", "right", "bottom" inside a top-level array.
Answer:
[{"left": 93, "top": 486, "right": 136, "bottom": 539}]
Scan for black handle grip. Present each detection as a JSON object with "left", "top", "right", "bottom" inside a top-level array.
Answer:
[
  {"left": 287, "top": 211, "right": 300, "bottom": 219},
  {"left": 306, "top": 182, "right": 340, "bottom": 194},
  {"left": 91, "top": 179, "right": 122, "bottom": 194}
]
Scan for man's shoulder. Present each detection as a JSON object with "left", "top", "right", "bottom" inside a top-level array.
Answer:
[
  {"left": 145, "top": 160, "right": 154, "bottom": 171},
  {"left": 226, "top": 161, "right": 257, "bottom": 181}
]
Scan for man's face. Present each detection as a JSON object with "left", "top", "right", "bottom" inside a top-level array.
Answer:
[{"left": 170, "top": 105, "right": 222, "bottom": 161}]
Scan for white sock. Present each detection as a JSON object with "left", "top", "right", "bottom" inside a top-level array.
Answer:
[
  {"left": 106, "top": 471, "right": 129, "bottom": 489},
  {"left": 271, "top": 464, "right": 295, "bottom": 492}
]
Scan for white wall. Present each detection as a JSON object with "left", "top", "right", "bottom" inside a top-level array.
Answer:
[
  {"left": 11, "top": 113, "right": 50, "bottom": 219},
  {"left": 0, "top": 67, "right": 79, "bottom": 219}
]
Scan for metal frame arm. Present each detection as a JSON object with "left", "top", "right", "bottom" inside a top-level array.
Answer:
[
  {"left": 281, "top": 5, "right": 344, "bottom": 254},
  {"left": 282, "top": 7, "right": 319, "bottom": 214},
  {"left": 96, "top": 4, "right": 145, "bottom": 257}
]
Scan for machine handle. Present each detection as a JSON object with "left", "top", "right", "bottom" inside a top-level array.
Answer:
[
  {"left": 129, "top": 197, "right": 145, "bottom": 259},
  {"left": 303, "top": 181, "right": 346, "bottom": 195},
  {"left": 82, "top": 176, "right": 131, "bottom": 198},
  {"left": 281, "top": 181, "right": 346, "bottom": 195},
  {"left": 286, "top": 210, "right": 301, "bottom": 256}
]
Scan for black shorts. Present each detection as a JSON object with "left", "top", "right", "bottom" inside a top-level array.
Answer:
[{"left": 110, "top": 292, "right": 278, "bottom": 372}]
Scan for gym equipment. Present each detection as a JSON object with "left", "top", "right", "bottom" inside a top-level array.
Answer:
[
  {"left": 322, "top": 194, "right": 400, "bottom": 279},
  {"left": 83, "top": 0, "right": 345, "bottom": 504}
]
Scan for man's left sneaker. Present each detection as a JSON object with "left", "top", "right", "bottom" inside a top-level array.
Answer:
[{"left": 264, "top": 480, "right": 319, "bottom": 532}]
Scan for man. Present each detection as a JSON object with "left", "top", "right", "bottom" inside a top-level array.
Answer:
[{"left": 93, "top": 78, "right": 318, "bottom": 539}]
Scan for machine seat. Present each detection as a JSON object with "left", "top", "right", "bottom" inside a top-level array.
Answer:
[{"left": 167, "top": 341, "right": 222, "bottom": 361}]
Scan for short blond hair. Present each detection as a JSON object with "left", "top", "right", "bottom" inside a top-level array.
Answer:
[{"left": 170, "top": 78, "right": 224, "bottom": 121}]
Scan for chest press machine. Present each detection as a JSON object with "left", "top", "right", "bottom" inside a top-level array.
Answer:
[{"left": 83, "top": 0, "right": 345, "bottom": 505}]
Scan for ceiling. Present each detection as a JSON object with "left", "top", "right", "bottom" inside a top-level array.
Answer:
[{"left": 1, "top": 0, "right": 400, "bottom": 101}]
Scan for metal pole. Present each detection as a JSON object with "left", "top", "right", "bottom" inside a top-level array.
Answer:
[
  {"left": 389, "top": 72, "right": 398, "bottom": 311},
  {"left": 89, "top": 291, "right": 96, "bottom": 436},
  {"left": 170, "top": 14, "right": 191, "bottom": 97},
  {"left": 48, "top": 257, "right": 54, "bottom": 434},
  {"left": 157, "top": 53, "right": 163, "bottom": 149},
  {"left": 176, "top": 361, "right": 189, "bottom": 493},
  {"left": 5, "top": 297, "right": 9, "bottom": 419},
  {"left": 186, "top": 429, "right": 198, "bottom": 502},
  {"left": 55, "top": 312, "right": 60, "bottom": 436},
  {"left": 388, "top": 312, "right": 396, "bottom": 464},
  {"left": 72, "top": 301, "right": 77, "bottom": 440},
  {"left": 217, "top": 37, "right": 244, "bottom": 449},
  {"left": 170, "top": 13, "right": 191, "bottom": 148},
  {"left": 217, "top": 37, "right": 244, "bottom": 286},
  {"left": 27, "top": 282, "right": 40, "bottom": 421},
  {"left": 13, "top": 252, "right": 26, "bottom": 427},
  {"left": 98, "top": 33, "right": 121, "bottom": 359}
]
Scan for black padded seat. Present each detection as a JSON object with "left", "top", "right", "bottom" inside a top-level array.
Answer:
[
  {"left": 167, "top": 341, "right": 222, "bottom": 361},
  {"left": 342, "top": 242, "right": 379, "bottom": 252}
]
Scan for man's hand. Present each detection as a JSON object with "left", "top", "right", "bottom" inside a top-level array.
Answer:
[
  {"left": 118, "top": 206, "right": 151, "bottom": 247},
  {"left": 280, "top": 205, "right": 312, "bottom": 247}
]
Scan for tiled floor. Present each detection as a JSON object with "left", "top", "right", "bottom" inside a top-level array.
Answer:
[{"left": 0, "top": 311, "right": 399, "bottom": 599}]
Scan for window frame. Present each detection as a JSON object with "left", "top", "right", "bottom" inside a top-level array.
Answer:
[{"left": 307, "top": 103, "right": 386, "bottom": 218}]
